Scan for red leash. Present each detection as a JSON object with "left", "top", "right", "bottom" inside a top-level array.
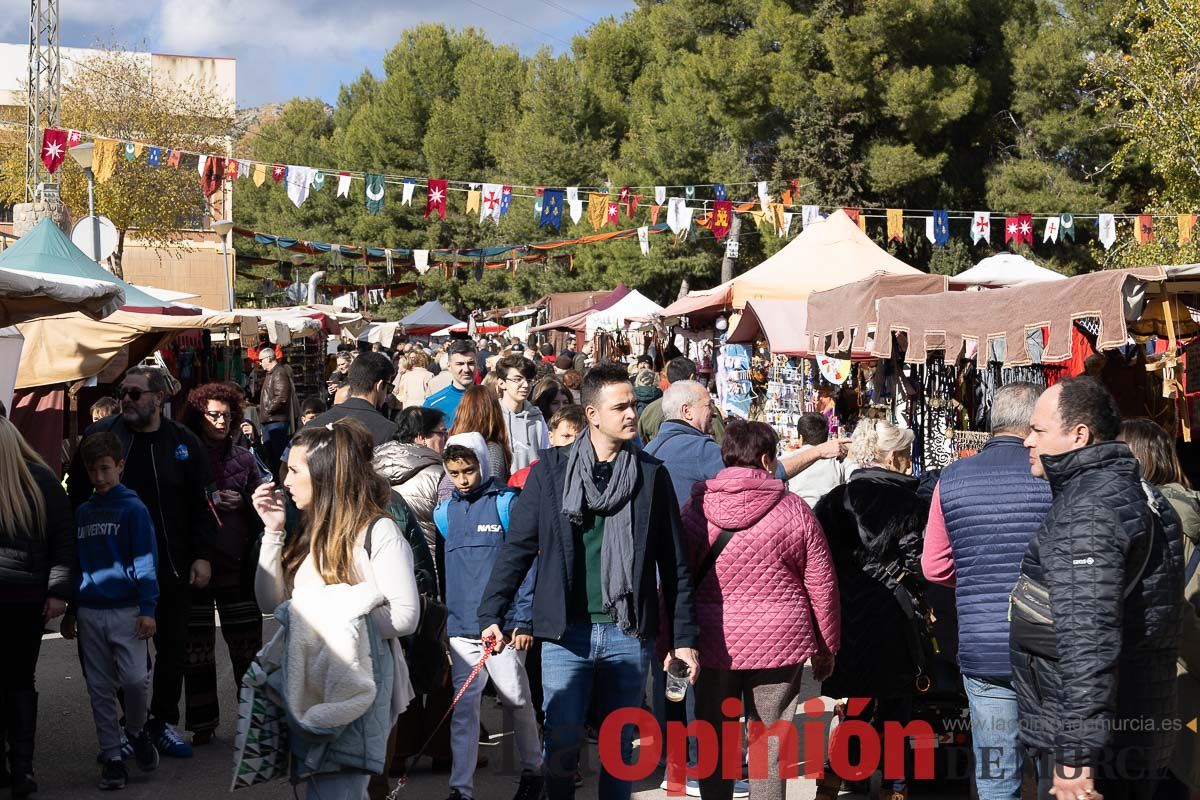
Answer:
[{"left": 388, "top": 637, "right": 496, "bottom": 797}]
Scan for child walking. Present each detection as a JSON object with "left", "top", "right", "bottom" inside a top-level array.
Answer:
[
  {"left": 436, "top": 434, "right": 542, "bottom": 800},
  {"left": 67, "top": 433, "right": 161, "bottom": 790}
]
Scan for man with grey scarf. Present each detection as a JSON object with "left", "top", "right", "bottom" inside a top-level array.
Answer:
[{"left": 479, "top": 364, "right": 699, "bottom": 800}]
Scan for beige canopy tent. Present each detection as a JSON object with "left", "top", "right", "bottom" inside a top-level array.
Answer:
[
  {"left": 806, "top": 273, "right": 950, "bottom": 358},
  {"left": 16, "top": 309, "right": 241, "bottom": 389},
  {"left": 660, "top": 209, "right": 922, "bottom": 322},
  {"left": 725, "top": 300, "right": 810, "bottom": 354}
]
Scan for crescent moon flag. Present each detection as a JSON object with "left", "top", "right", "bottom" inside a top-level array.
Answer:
[{"left": 365, "top": 173, "right": 385, "bottom": 214}]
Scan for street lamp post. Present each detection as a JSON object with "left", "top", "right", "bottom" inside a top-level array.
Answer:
[
  {"left": 212, "top": 218, "right": 235, "bottom": 312},
  {"left": 67, "top": 142, "right": 101, "bottom": 264}
]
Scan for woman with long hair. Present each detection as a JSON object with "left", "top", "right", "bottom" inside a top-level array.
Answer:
[
  {"left": 814, "top": 418, "right": 927, "bottom": 800},
  {"left": 252, "top": 419, "right": 420, "bottom": 797},
  {"left": 180, "top": 383, "right": 266, "bottom": 745},
  {"left": 1119, "top": 418, "right": 1200, "bottom": 800},
  {"left": 0, "top": 416, "right": 75, "bottom": 796},
  {"left": 448, "top": 384, "right": 512, "bottom": 482},
  {"left": 530, "top": 377, "right": 573, "bottom": 423}
]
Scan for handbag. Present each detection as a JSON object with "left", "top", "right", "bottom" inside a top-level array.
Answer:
[
  {"left": 364, "top": 517, "right": 451, "bottom": 694},
  {"left": 231, "top": 656, "right": 289, "bottom": 789},
  {"left": 1010, "top": 480, "right": 1159, "bottom": 660}
]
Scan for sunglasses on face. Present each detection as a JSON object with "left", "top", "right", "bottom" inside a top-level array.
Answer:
[
  {"left": 204, "top": 411, "right": 232, "bottom": 422},
  {"left": 119, "top": 387, "right": 147, "bottom": 401}
]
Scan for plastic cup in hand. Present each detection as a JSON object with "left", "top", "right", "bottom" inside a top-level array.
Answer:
[{"left": 665, "top": 658, "right": 690, "bottom": 703}]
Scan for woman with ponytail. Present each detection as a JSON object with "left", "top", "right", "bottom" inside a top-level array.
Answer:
[
  {"left": 0, "top": 416, "right": 76, "bottom": 796},
  {"left": 251, "top": 418, "right": 420, "bottom": 798}
]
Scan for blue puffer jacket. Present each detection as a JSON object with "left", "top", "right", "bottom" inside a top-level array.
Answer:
[
  {"left": 436, "top": 478, "right": 535, "bottom": 638},
  {"left": 937, "top": 436, "right": 1051, "bottom": 678}
]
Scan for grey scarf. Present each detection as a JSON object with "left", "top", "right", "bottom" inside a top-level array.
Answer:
[{"left": 561, "top": 435, "right": 639, "bottom": 636}]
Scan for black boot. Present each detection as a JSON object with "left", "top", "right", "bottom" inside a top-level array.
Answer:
[{"left": 7, "top": 689, "right": 37, "bottom": 797}]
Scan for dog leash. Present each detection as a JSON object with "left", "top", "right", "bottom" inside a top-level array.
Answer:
[{"left": 387, "top": 637, "right": 497, "bottom": 798}]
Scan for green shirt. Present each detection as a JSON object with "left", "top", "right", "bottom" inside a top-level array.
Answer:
[{"left": 568, "top": 461, "right": 616, "bottom": 624}]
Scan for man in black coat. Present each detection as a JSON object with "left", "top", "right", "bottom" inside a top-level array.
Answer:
[
  {"left": 66, "top": 366, "right": 217, "bottom": 758},
  {"left": 1015, "top": 377, "right": 1184, "bottom": 800},
  {"left": 479, "top": 363, "right": 699, "bottom": 800},
  {"left": 303, "top": 351, "right": 398, "bottom": 446}
]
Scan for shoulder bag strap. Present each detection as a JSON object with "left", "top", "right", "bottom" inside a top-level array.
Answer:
[{"left": 694, "top": 528, "right": 736, "bottom": 586}]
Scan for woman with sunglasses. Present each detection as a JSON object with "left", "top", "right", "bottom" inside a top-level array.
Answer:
[{"left": 179, "top": 383, "right": 267, "bottom": 745}]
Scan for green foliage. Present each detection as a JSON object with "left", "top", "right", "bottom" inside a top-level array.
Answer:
[{"left": 233, "top": 0, "right": 1189, "bottom": 313}]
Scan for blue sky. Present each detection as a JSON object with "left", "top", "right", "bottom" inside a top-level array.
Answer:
[{"left": 0, "top": 0, "right": 636, "bottom": 107}]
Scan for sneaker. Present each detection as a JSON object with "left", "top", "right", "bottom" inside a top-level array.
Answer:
[
  {"left": 445, "top": 791, "right": 464, "bottom": 800},
  {"left": 658, "top": 777, "right": 701, "bottom": 796},
  {"left": 149, "top": 720, "right": 193, "bottom": 758},
  {"left": 98, "top": 758, "right": 127, "bottom": 790},
  {"left": 127, "top": 730, "right": 159, "bottom": 772},
  {"left": 573, "top": 770, "right": 583, "bottom": 787},
  {"left": 95, "top": 738, "right": 134, "bottom": 764},
  {"left": 733, "top": 779, "right": 750, "bottom": 798},
  {"left": 512, "top": 769, "right": 544, "bottom": 800}
]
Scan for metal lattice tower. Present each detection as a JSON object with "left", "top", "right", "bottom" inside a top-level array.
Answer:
[{"left": 25, "top": 0, "right": 61, "bottom": 201}]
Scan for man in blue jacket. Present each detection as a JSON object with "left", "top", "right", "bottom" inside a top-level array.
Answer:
[
  {"left": 921, "top": 383, "right": 1051, "bottom": 800},
  {"left": 646, "top": 380, "right": 844, "bottom": 505},
  {"left": 437, "top": 440, "right": 541, "bottom": 800}
]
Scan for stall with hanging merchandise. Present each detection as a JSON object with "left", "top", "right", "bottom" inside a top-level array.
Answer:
[{"left": 244, "top": 305, "right": 366, "bottom": 405}]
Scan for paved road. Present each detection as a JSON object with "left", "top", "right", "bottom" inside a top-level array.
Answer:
[{"left": 29, "top": 617, "right": 967, "bottom": 799}]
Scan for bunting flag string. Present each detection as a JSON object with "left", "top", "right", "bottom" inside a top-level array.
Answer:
[{"left": 31, "top": 122, "right": 1200, "bottom": 253}]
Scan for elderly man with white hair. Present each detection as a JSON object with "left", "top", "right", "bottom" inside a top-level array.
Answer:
[{"left": 645, "top": 380, "right": 844, "bottom": 506}]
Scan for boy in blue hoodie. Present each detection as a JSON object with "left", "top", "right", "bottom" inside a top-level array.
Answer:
[
  {"left": 68, "top": 433, "right": 161, "bottom": 790},
  {"left": 436, "top": 439, "right": 542, "bottom": 800}
]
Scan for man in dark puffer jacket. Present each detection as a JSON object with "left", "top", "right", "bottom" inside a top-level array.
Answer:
[{"left": 1015, "top": 377, "right": 1184, "bottom": 800}]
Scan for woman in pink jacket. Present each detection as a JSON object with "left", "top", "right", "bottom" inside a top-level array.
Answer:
[{"left": 680, "top": 420, "right": 841, "bottom": 800}]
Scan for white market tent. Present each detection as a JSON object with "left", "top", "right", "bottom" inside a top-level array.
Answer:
[
  {"left": 585, "top": 289, "right": 664, "bottom": 337},
  {"left": 949, "top": 253, "right": 1068, "bottom": 289}
]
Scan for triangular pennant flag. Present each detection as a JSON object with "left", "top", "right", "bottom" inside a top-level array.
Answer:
[
  {"left": 802, "top": 205, "right": 821, "bottom": 229},
  {"left": 710, "top": 200, "right": 732, "bottom": 241},
  {"left": 364, "top": 173, "right": 385, "bottom": 214},
  {"left": 667, "top": 198, "right": 688, "bottom": 235},
  {"left": 202, "top": 157, "right": 226, "bottom": 198},
  {"left": 713, "top": 184, "right": 727, "bottom": 201},
  {"left": 166, "top": 148, "right": 182, "bottom": 168},
  {"left": 677, "top": 206, "right": 695, "bottom": 241},
  {"left": 650, "top": 204, "right": 662, "bottom": 225},
  {"left": 500, "top": 186, "right": 513, "bottom": 216},
  {"left": 769, "top": 202, "right": 787, "bottom": 235},
  {"left": 425, "top": 178, "right": 447, "bottom": 220},
  {"left": 414, "top": 250, "right": 430, "bottom": 274},
  {"left": 1043, "top": 216, "right": 1059, "bottom": 243},
  {"left": 637, "top": 225, "right": 650, "bottom": 256},
  {"left": 311, "top": 171, "right": 325, "bottom": 191},
  {"left": 66, "top": 129, "right": 82, "bottom": 147},
  {"left": 196, "top": 154, "right": 208, "bottom": 177},
  {"left": 1179, "top": 214, "right": 1197, "bottom": 245},
  {"left": 401, "top": 178, "right": 415, "bottom": 206},
  {"left": 606, "top": 201, "right": 620, "bottom": 226},
  {"left": 588, "top": 192, "right": 608, "bottom": 231},
  {"left": 336, "top": 171, "right": 351, "bottom": 198},
  {"left": 971, "top": 211, "right": 990, "bottom": 245},
  {"left": 1060, "top": 213, "right": 1075, "bottom": 242},
  {"left": 758, "top": 181, "right": 770, "bottom": 212},
  {"left": 626, "top": 194, "right": 641, "bottom": 219},
  {"left": 684, "top": 185, "right": 695, "bottom": 199},
  {"left": 540, "top": 188, "right": 565, "bottom": 230},
  {"left": 465, "top": 188, "right": 481, "bottom": 215},
  {"left": 225, "top": 159, "right": 239, "bottom": 179},
  {"left": 533, "top": 186, "right": 544, "bottom": 219},
  {"left": 1098, "top": 214, "right": 1117, "bottom": 249},
  {"left": 146, "top": 146, "right": 161, "bottom": 168},
  {"left": 123, "top": 142, "right": 137, "bottom": 161},
  {"left": 932, "top": 210, "right": 950, "bottom": 246},
  {"left": 39, "top": 127, "right": 67, "bottom": 173},
  {"left": 1017, "top": 213, "right": 1033, "bottom": 245},
  {"left": 253, "top": 162, "right": 267, "bottom": 187},
  {"left": 654, "top": 186, "right": 666, "bottom": 205},
  {"left": 886, "top": 209, "right": 904, "bottom": 243},
  {"left": 1136, "top": 213, "right": 1155, "bottom": 245},
  {"left": 618, "top": 185, "right": 631, "bottom": 204},
  {"left": 925, "top": 217, "right": 936, "bottom": 244},
  {"left": 481, "top": 183, "right": 503, "bottom": 223},
  {"left": 238, "top": 161, "right": 250, "bottom": 180},
  {"left": 271, "top": 164, "right": 287, "bottom": 183},
  {"left": 780, "top": 212, "right": 794, "bottom": 238}
]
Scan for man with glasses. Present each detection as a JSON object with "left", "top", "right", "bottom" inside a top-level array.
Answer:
[
  {"left": 425, "top": 339, "right": 478, "bottom": 428},
  {"left": 67, "top": 366, "right": 217, "bottom": 759},
  {"left": 496, "top": 355, "right": 550, "bottom": 472}
]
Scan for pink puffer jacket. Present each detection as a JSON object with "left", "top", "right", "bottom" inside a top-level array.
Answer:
[{"left": 680, "top": 466, "right": 840, "bottom": 671}]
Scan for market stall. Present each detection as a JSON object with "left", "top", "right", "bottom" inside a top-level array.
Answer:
[
  {"left": 399, "top": 300, "right": 464, "bottom": 336},
  {"left": 948, "top": 253, "right": 1068, "bottom": 289}
]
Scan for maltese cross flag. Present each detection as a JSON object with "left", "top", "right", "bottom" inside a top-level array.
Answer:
[{"left": 40, "top": 128, "right": 68, "bottom": 174}]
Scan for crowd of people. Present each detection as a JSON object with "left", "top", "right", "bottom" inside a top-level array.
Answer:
[{"left": 0, "top": 331, "right": 1195, "bottom": 800}]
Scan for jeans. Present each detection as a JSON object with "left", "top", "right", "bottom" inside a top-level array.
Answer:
[
  {"left": 541, "top": 623, "right": 651, "bottom": 800},
  {"left": 964, "top": 676, "right": 1023, "bottom": 800}
]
